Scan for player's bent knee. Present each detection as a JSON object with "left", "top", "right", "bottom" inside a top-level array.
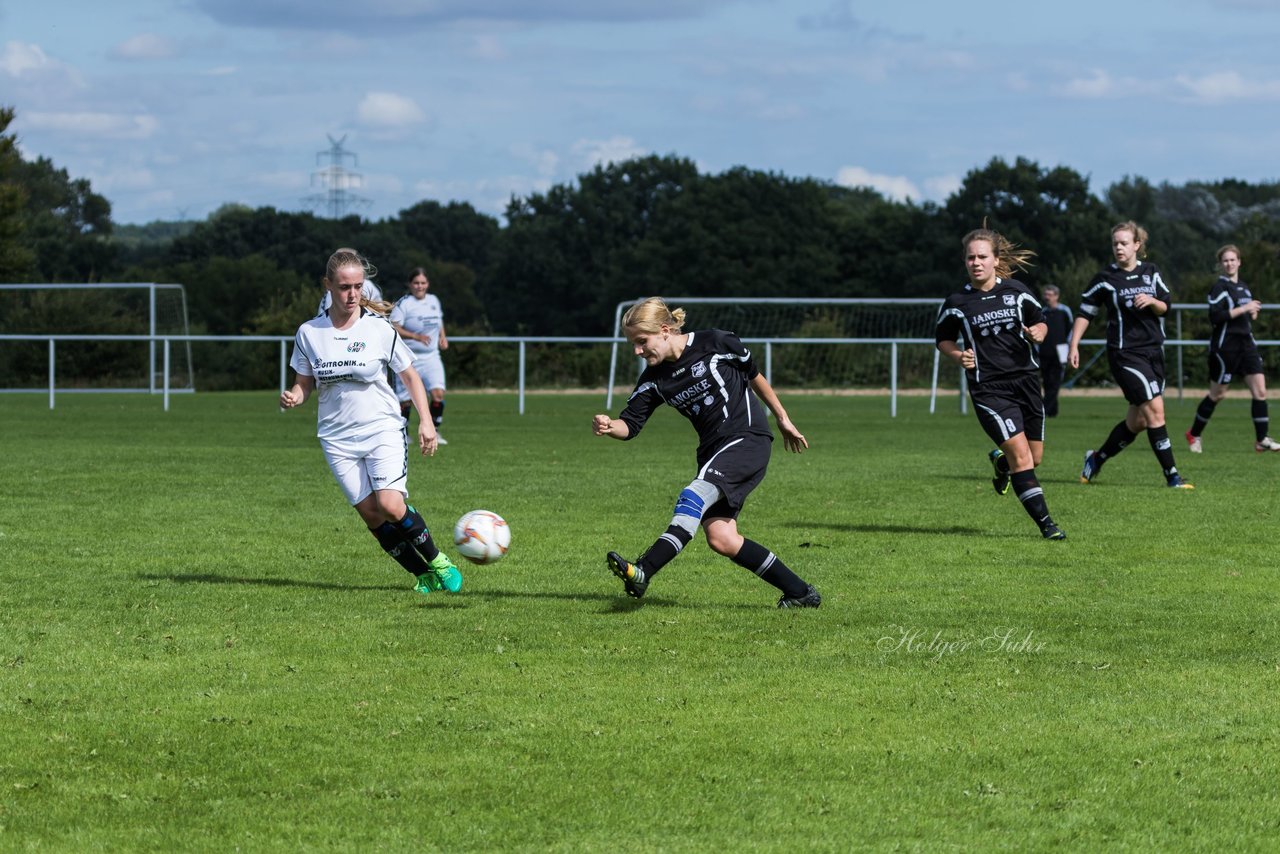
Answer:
[{"left": 670, "top": 479, "right": 721, "bottom": 535}]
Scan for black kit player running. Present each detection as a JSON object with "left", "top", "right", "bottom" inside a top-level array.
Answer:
[
  {"left": 1070, "top": 222, "right": 1193, "bottom": 489},
  {"left": 593, "top": 298, "right": 820, "bottom": 609},
  {"left": 936, "top": 267, "right": 1065, "bottom": 540},
  {"left": 1187, "top": 257, "right": 1280, "bottom": 452}
]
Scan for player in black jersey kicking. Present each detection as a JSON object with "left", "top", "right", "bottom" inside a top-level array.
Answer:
[
  {"left": 1069, "top": 221, "right": 1193, "bottom": 488},
  {"left": 1186, "top": 244, "right": 1280, "bottom": 454},
  {"left": 936, "top": 227, "right": 1066, "bottom": 540},
  {"left": 592, "top": 297, "right": 821, "bottom": 609}
]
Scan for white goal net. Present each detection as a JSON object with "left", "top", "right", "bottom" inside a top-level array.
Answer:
[{"left": 0, "top": 283, "right": 194, "bottom": 392}]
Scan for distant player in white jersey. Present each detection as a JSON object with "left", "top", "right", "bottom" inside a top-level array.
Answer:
[
  {"left": 316, "top": 247, "right": 383, "bottom": 315},
  {"left": 390, "top": 268, "right": 449, "bottom": 444},
  {"left": 282, "top": 248, "right": 462, "bottom": 599}
]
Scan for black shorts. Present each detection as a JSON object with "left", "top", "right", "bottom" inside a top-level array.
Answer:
[
  {"left": 969, "top": 373, "right": 1045, "bottom": 445},
  {"left": 694, "top": 433, "right": 772, "bottom": 520},
  {"left": 1208, "top": 342, "right": 1264, "bottom": 385},
  {"left": 1107, "top": 346, "right": 1166, "bottom": 405}
]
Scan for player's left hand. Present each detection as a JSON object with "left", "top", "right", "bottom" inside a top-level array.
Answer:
[
  {"left": 418, "top": 424, "right": 438, "bottom": 457},
  {"left": 1022, "top": 325, "right": 1044, "bottom": 344},
  {"left": 778, "top": 419, "right": 808, "bottom": 453}
]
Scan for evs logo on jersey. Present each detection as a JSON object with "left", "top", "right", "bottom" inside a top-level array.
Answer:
[
  {"left": 1003, "top": 294, "right": 1016, "bottom": 306},
  {"left": 347, "top": 341, "right": 366, "bottom": 353},
  {"left": 692, "top": 362, "right": 707, "bottom": 378}
]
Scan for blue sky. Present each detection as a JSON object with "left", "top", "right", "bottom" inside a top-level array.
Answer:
[{"left": 4, "top": 0, "right": 1279, "bottom": 224}]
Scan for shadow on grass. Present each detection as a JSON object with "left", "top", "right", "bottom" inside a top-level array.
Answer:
[
  {"left": 138, "top": 572, "right": 404, "bottom": 592},
  {"left": 794, "top": 522, "right": 992, "bottom": 536}
]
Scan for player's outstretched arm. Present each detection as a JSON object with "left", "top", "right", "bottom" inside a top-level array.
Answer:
[
  {"left": 592, "top": 413, "right": 631, "bottom": 440},
  {"left": 749, "top": 374, "right": 808, "bottom": 453}
]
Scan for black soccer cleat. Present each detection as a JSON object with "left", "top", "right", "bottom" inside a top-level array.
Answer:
[
  {"left": 989, "top": 448, "right": 1011, "bottom": 496},
  {"left": 777, "top": 584, "right": 822, "bottom": 609},
  {"left": 606, "top": 551, "right": 649, "bottom": 599},
  {"left": 1040, "top": 521, "right": 1067, "bottom": 541}
]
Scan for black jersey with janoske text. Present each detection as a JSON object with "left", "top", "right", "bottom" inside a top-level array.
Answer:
[
  {"left": 618, "top": 329, "right": 772, "bottom": 457},
  {"left": 1078, "top": 261, "right": 1170, "bottom": 350},
  {"left": 935, "top": 278, "right": 1045, "bottom": 387},
  {"left": 1207, "top": 276, "right": 1257, "bottom": 349}
]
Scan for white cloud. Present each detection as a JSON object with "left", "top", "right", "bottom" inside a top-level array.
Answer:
[
  {"left": 1, "top": 41, "right": 59, "bottom": 76},
  {"left": 1175, "top": 70, "right": 1280, "bottom": 102},
  {"left": 111, "top": 33, "right": 178, "bottom": 61},
  {"left": 509, "top": 143, "right": 559, "bottom": 177},
  {"left": 835, "top": 166, "right": 921, "bottom": 202},
  {"left": 357, "top": 92, "right": 426, "bottom": 127},
  {"left": 1060, "top": 69, "right": 1114, "bottom": 98},
  {"left": 924, "top": 174, "right": 962, "bottom": 201},
  {"left": 21, "top": 111, "right": 159, "bottom": 139},
  {"left": 571, "top": 135, "right": 648, "bottom": 169}
]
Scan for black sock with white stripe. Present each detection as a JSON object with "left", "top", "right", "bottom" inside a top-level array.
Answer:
[
  {"left": 1190, "top": 395, "right": 1216, "bottom": 437},
  {"left": 1146, "top": 425, "right": 1179, "bottom": 478},
  {"left": 637, "top": 525, "right": 693, "bottom": 578},
  {"left": 1010, "top": 470, "right": 1053, "bottom": 530},
  {"left": 1253, "top": 398, "right": 1269, "bottom": 442},
  {"left": 732, "top": 538, "right": 807, "bottom": 597}
]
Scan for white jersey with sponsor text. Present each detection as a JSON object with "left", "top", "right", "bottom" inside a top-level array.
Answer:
[
  {"left": 290, "top": 309, "right": 413, "bottom": 443},
  {"left": 390, "top": 293, "right": 445, "bottom": 357}
]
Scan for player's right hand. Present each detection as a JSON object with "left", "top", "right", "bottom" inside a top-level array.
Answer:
[{"left": 592, "top": 414, "right": 612, "bottom": 435}]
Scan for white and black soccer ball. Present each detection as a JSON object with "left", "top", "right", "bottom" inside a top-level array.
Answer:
[{"left": 453, "top": 510, "right": 511, "bottom": 565}]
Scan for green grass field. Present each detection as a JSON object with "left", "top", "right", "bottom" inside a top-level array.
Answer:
[{"left": 3, "top": 390, "right": 1279, "bottom": 851}]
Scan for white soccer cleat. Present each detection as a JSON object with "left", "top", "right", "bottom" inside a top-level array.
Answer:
[
  {"left": 435, "top": 434, "right": 448, "bottom": 445},
  {"left": 1185, "top": 431, "right": 1202, "bottom": 454},
  {"left": 1256, "top": 436, "right": 1280, "bottom": 453}
]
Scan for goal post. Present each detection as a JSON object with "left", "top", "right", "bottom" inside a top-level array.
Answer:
[
  {"left": 606, "top": 297, "right": 944, "bottom": 410},
  {"left": 0, "top": 283, "right": 194, "bottom": 393}
]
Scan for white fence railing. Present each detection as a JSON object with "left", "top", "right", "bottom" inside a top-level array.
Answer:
[{"left": 3, "top": 327, "right": 1278, "bottom": 415}]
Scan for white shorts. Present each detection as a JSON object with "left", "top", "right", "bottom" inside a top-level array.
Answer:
[
  {"left": 396, "top": 352, "right": 446, "bottom": 400},
  {"left": 321, "top": 429, "right": 409, "bottom": 505}
]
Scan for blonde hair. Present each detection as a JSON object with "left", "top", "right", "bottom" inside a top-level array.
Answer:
[
  {"left": 1112, "top": 221, "right": 1149, "bottom": 260},
  {"left": 961, "top": 227, "right": 1035, "bottom": 280},
  {"left": 324, "top": 247, "right": 392, "bottom": 315},
  {"left": 622, "top": 297, "right": 687, "bottom": 334},
  {"left": 1217, "top": 243, "right": 1241, "bottom": 263}
]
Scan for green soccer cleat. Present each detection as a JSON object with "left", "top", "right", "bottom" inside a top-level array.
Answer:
[
  {"left": 413, "top": 571, "right": 444, "bottom": 596},
  {"left": 989, "top": 448, "right": 1011, "bottom": 495},
  {"left": 428, "top": 552, "right": 464, "bottom": 593},
  {"left": 606, "top": 551, "right": 649, "bottom": 599}
]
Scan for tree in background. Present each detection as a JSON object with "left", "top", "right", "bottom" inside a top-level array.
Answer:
[
  {"left": 0, "top": 106, "right": 35, "bottom": 281},
  {"left": 16, "top": 155, "right": 114, "bottom": 282},
  {"left": 943, "top": 156, "right": 1113, "bottom": 298}
]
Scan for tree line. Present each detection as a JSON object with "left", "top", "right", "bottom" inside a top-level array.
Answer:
[{"left": 4, "top": 104, "right": 1280, "bottom": 345}]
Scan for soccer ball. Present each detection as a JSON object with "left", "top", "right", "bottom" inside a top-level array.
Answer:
[{"left": 453, "top": 510, "right": 511, "bottom": 565}]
